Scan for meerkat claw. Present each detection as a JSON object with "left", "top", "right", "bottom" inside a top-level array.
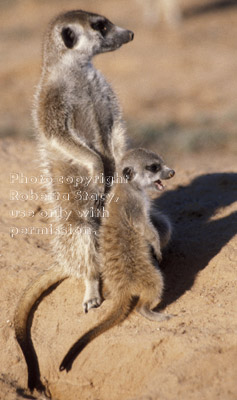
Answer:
[{"left": 83, "top": 297, "right": 102, "bottom": 313}]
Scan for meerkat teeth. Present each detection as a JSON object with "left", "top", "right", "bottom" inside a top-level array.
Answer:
[{"left": 155, "top": 179, "right": 164, "bottom": 191}]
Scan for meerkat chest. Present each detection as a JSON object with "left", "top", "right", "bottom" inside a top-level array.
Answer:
[
  {"left": 73, "top": 67, "right": 120, "bottom": 156},
  {"left": 87, "top": 69, "right": 118, "bottom": 135}
]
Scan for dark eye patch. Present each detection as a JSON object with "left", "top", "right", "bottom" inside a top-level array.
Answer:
[
  {"left": 61, "top": 27, "right": 77, "bottom": 49},
  {"left": 122, "top": 166, "right": 135, "bottom": 181},
  {"left": 145, "top": 163, "right": 161, "bottom": 173},
  {"left": 91, "top": 20, "right": 109, "bottom": 37}
]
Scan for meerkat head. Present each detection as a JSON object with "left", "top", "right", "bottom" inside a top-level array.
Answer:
[
  {"left": 121, "top": 148, "right": 175, "bottom": 192},
  {"left": 43, "top": 10, "right": 134, "bottom": 67}
]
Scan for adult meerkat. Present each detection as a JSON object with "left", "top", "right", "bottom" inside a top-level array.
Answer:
[
  {"left": 14, "top": 9, "right": 134, "bottom": 393},
  {"left": 60, "top": 148, "right": 175, "bottom": 372},
  {"left": 33, "top": 9, "right": 134, "bottom": 312}
]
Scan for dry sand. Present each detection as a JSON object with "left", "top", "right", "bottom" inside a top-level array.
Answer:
[
  {"left": 0, "top": 139, "right": 236, "bottom": 400},
  {"left": 0, "top": 1, "right": 237, "bottom": 399}
]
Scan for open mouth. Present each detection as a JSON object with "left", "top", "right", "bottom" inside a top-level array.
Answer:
[{"left": 154, "top": 179, "right": 165, "bottom": 191}]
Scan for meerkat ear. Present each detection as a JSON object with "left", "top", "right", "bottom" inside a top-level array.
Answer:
[
  {"left": 61, "top": 27, "right": 77, "bottom": 49},
  {"left": 122, "top": 167, "right": 135, "bottom": 181}
]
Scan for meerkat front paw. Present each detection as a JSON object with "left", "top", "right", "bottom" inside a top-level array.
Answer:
[
  {"left": 154, "top": 248, "right": 162, "bottom": 262},
  {"left": 151, "top": 244, "right": 162, "bottom": 263}
]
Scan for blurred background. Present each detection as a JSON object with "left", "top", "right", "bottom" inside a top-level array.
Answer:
[{"left": 0, "top": 0, "right": 237, "bottom": 161}]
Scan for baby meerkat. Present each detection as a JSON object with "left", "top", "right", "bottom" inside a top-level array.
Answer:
[{"left": 60, "top": 148, "right": 175, "bottom": 372}]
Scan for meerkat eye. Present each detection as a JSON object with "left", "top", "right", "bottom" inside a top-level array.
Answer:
[
  {"left": 61, "top": 27, "right": 77, "bottom": 49},
  {"left": 145, "top": 163, "right": 161, "bottom": 173},
  {"left": 91, "top": 20, "right": 108, "bottom": 37}
]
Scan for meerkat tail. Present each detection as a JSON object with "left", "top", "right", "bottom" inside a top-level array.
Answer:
[
  {"left": 14, "top": 266, "right": 68, "bottom": 392},
  {"left": 60, "top": 295, "right": 139, "bottom": 373},
  {"left": 138, "top": 306, "right": 173, "bottom": 322}
]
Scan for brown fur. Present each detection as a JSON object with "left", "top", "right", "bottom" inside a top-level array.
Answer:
[{"left": 60, "top": 148, "right": 175, "bottom": 372}]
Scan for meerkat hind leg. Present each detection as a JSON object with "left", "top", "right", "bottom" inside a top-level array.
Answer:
[
  {"left": 138, "top": 305, "right": 172, "bottom": 322},
  {"left": 67, "top": 227, "right": 102, "bottom": 313},
  {"left": 83, "top": 276, "right": 102, "bottom": 313}
]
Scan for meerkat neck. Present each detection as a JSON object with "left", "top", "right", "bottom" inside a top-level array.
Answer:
[
  {"left": 43, "top": 53, "right": 94, "bottom": 78},
  {"left": 130, "top": 180, "right": 144, "bottom": 194},
  {"left": 118, "top": 180, "right": 149, "bottom": 208},
  {"left": 62, "top": 52, "right": 93, "bottom": 68},
  {"left": 128, "top": 181, "right": 151, "bottom": 214}
]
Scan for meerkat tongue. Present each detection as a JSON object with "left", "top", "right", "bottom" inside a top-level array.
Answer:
[{"left": 155, "top": 180, "right": 164, "bottom": 191}]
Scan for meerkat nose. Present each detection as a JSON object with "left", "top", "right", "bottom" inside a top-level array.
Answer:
[
  {"left": 128, "top": 31, "right": 134, "bottom": 41},
  {"left": 169, "top": 170, "right": 175, "bottom": 178}
]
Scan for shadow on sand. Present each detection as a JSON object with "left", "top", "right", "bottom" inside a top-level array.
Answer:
[{"left": 155, "top": 172, "right": 237, "bottom": 310}]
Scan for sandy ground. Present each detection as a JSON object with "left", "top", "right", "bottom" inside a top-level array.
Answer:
[
  {"left": 0, "top": 139, "right": 236, "bottom": 400},
  {"left": 0, "top": 1, "right": 237, "bottom": 399}
]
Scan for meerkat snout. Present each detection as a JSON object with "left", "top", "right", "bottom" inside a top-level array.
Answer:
[
  {"left": 169, "top": 170, "right": 175, "bottom": 178},
  {"left": 159, "top": 167, "right": 175, "bottom": 182},
  {"left": 166, "top": 169, "right": 175, "bottom": 179},
  {"left": 128, "top": 30, "right": 134, "bottom": 41}
]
